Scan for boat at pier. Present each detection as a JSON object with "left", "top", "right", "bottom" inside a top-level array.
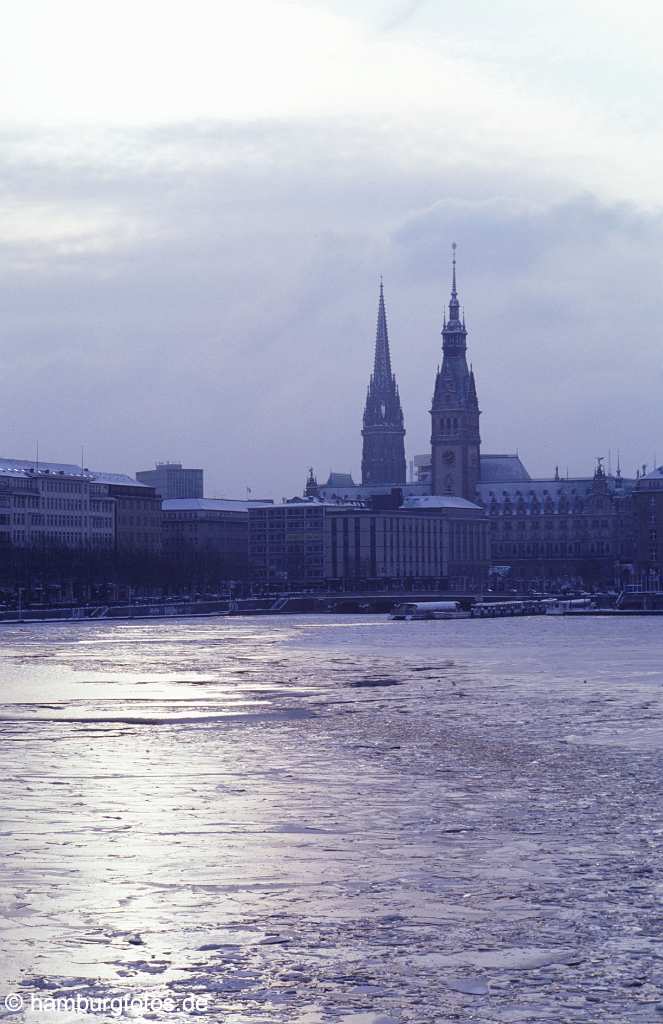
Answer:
[
  {"left": 544, "top": 597, "right": 594, "bottom": 615},
  {"left": 472, "top": 598, "right": 551, "bottom": 617},
  {"left": 391, "top": 597, "right": 555, "bottom": 620},
  {"left": 391, "top": 600, "right": 470, "bottom": 620}
]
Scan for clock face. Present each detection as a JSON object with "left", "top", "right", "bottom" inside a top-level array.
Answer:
[{"left": 443, "top": 449, "right": 456, "bottom": 465}]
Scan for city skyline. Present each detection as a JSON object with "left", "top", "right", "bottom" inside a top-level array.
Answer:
[
  {"left": 2, "top": 248, "right": 658, "bottom": 500},
  {"left": 2, "top": 1, "right": 662, "bottom": 499}
]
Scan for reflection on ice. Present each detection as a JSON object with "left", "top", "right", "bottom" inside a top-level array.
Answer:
[{"left": 1, "top": 615, "right": 663, "bottom": 1021}]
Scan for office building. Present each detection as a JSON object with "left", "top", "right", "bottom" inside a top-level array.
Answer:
[{"left": 136, "top": 462, "right": 204, "bottom": 499}]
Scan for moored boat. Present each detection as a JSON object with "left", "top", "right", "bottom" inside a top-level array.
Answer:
[{"left": 391, "top": 600, "right": 470, "bottom": 620}]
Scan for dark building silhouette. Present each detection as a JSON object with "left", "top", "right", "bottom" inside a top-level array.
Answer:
[
  {"left": 430, "top": 245, "right": 481, "bottom": 501},
  {"left": 633, "top": 465, "right": 663, "bottom": 580},
  {"left": 162, "top": 498, "right": 260, "bottom": 571},
  {"left": 248, "top": 496, "right": 488, "bottom": 588},
  {"left": 479, "top": 460, "right": 635, "bottom": 586},
  {"left": 105, "top": 479, "right": 162, "bottom": 555},
  {"left": 361, "top": 281, "right": 406, "bottom": 486}
]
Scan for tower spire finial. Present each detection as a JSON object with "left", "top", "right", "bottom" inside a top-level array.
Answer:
[
  {"left": 373, "top": 277, "right": 392, "bottom": 381},
  {"left": 451, "top": 241, "right": 457, "bottom": 298},
  {"left": 447, "top": 241, "right": 461, "bottom": 324}
]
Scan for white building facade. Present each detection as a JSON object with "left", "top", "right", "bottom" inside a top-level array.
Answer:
[{"left": 0, "top": 458, "right": 150, "bottom": 551}]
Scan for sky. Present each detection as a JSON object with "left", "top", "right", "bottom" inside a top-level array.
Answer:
[{"left": 1, "top": 0, "right": 662, "bottom": 497}]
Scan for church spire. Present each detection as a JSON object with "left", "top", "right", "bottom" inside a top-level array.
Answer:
[
  {"left": 373, "top": 277, "right": 392, "bottom": 381},
  {"left": 361, "top": 278, "right": 406, "bottom": 486}
]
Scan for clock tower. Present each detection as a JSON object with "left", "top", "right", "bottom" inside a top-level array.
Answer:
[{"left": 430, "top": 245, "right": 481, "bottom": 500}]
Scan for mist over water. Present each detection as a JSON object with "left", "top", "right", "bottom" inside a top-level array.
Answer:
[{"left": 1, "top": 615, "right": 662, "bottom": 1022}]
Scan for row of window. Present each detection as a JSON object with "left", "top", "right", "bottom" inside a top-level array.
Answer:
[
  {"left": 494, "top": 541, "right": 612, "bottom": 556},
  {"left": 40, "top": 480, "right": 85, "bottom": 493},
  {"left": 3, "top": 513, "right": 114, "bottom": 531},
  {"left": 489, "top": 506, "right": 610, "bottom": 517},
  {"left": 493, "top": 517, "right": 611, "bottom": 529},
  {"left": 12, "top": 495, "right": 40, "bottom": 509},
  {"left": 43, "top": 498, "right": 87, "bottom": 511},
  {"left": 251, "top": 508, "right": 320, "bottom": 519},
  {"left": 118, "top": 499, "right": 158, "bottom": 510}
]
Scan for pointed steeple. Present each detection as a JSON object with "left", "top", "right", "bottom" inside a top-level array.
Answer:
[
  {"left": 373, "top": 277, "right": 392, "bottom": 382},
  {"left": 361, "top": 278, "right": 406, "bottom": 486}
]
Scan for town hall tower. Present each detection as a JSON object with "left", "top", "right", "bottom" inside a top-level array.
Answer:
[{"left": 430, "top": 246, "right": 481, "bottom": 500}]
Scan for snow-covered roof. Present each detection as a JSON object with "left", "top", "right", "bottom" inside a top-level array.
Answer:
[
  {"left": 638, "top": 466, "right": 663, "bottom": 490},
  {"left": 318, "top": 482, "right": 428, "bottom": 499},
  {"left": 404, "top": 495, "right": 483, "bottom": 511},
  {"left": 477, "top": 475, "right": 634, "bottom": 503},
  {"left": 0, "top": 457, "right": 146, "bottom": 487},
  {"left": 0, "top": 456, "right": 87, "bottom": 478},
  {"left": 162, "top": 498, "right": 272, "bottom": 513},
  {"left": 90, "top": 471, "right": 149, "bottom": 487},
  {"left": 283, "top": 497, "right": 353, "bottom": 508}
]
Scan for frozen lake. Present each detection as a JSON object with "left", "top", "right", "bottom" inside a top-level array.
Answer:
[{"left": 1, "top": 614, "right": 663, "bottom": 1023}]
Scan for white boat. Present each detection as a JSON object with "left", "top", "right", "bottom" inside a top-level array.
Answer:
[
  {"left": 545, "top": 597, "right": 594, "bottom": 615},
  {"left": 391, "top": 600, "right": 470, "bottom": 620}
]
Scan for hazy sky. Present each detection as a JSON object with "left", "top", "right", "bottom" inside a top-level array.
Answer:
[{"left": 2, "top": 0, "right": 662, "bottom": 496}]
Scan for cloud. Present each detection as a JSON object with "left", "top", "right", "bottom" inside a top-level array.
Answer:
[
  {"left": 3, "top": 0, "right": 663, "bottom": 205},
  {"left": 378, "top": 0, "right": 430, "bottom": 33},
  {"left": 390, "top": 192, "right": 663, "bottom": 477},
  {"left": 1, "top": 113, "right": 662, "bottom": 496},
  {"left": 1, "top": 0, "right": 662, "bottom": 493}
]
